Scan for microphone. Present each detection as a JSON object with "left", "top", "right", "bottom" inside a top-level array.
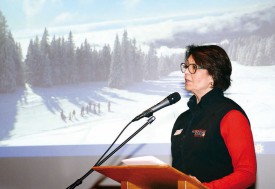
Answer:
[{"left": 132, "top": 92, "right": 181, "bottom": 122}]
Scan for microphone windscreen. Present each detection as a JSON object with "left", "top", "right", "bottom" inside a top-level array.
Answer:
[{"left": 168, "top": 92, "right": 181, "bottom": 104}]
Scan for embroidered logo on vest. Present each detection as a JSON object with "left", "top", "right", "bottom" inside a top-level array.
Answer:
[
  {"left": 192, "top": 129, "right": 206, "bottom": 138},
  {"left": 173, "top": 129, "right": 183, "bottom": 136}
]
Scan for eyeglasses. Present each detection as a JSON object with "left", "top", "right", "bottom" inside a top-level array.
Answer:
[{"left": 180, "top": 63, "right": 204, "bottom": 74}]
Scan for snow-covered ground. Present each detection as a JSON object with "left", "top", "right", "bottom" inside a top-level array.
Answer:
[{"left": 0, "top": 62, "right": 275, "bottom": 147}]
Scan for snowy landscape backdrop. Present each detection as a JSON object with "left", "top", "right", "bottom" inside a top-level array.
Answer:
[{"left": 0, "top": 0, "right": 275, "bottom": 156}]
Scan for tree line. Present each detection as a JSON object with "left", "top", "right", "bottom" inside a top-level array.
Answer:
[
  {"left": 0, "top": 10, "right": 181, "bottom": 93},
  {"left": 25, "top": 28, "right": 180, "bottom": 89},
  {"left": 0, "top": 11, "right": 24, "bottom": 93},
  {"left": 225, "top": 34, "right": 275, "bottom": 66},
  {"left": 1, "top": 9, "right": 275, "bottom": 94}
]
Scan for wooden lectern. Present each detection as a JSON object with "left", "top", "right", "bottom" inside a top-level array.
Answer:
[{"left": 93, "top": 165, "right": 209, "bottom": 189}]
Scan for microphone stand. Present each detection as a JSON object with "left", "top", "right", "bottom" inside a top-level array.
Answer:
[{"left": 66, "top": 115, "right": 156, "bottom": 189}]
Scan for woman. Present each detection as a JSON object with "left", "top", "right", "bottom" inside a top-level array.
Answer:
[{"left": 171, "top": 45, "right": 257, "bottom": 189}]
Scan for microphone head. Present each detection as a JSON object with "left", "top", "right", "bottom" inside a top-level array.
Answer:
[{"left": 167, "top": 92, "right": 181, "bottom": 104}]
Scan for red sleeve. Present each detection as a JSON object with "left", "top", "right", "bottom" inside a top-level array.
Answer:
[{"left": 203, "top": 110, "right": 257, "bottom": 189}]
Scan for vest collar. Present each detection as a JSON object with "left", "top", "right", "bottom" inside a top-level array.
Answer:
[{"left": 187, "top": 88, "right": 224, "bottom": 111}]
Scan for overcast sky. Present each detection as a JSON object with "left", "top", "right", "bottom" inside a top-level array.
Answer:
[{"left": 0, "top": 0, "right": 274, "bottom": 57}]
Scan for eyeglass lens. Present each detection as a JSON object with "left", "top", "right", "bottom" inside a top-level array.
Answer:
[{"left": 181, "top": 63, "right": 197, "bottom": 74}]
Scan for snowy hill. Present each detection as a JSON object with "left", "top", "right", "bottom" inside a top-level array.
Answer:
[{"left": 0, "top": 62, "right": 275, "bottom": 146}]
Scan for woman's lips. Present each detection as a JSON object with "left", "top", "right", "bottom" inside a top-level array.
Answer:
[{"left": 185, "top": 78, "right": 191, "bottom": 83}]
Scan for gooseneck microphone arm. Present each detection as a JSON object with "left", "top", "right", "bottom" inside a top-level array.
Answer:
[
  {"left": 66, "top": 116, "right": 156, "bottom": 189},
  {"left": 66, "top": 92, "right": 181, "bottom": 189}
]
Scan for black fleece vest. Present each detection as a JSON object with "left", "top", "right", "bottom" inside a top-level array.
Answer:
[{"left": 171, "top": 88, "right": 249, "bottom": 182}]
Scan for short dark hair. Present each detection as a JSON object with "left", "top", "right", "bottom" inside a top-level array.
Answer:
[{"left": 185, "top": 44, "right": 232, "bottom": 91}]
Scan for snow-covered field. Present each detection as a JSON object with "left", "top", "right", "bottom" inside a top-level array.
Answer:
[{"left": 0, "top": 62, "right": 275, "bottom": 147}]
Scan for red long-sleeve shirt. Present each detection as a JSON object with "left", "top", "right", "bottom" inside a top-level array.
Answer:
[{"left": 203, "top": 110, "right": 257, "bottom": 189}]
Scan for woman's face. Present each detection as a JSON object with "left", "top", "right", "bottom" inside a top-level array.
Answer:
[{"left": 184, "top": 55, "right": 213, "bottom": 100}]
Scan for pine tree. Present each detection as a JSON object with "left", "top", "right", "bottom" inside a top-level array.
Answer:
[
  {"left": 265, "top": 34, "right": 275, "bottom": 65},
  {"left": 99, "top": 44, "right": 111, "bottom": 80},
  {"left": 42, "top": 54, "right": 52, "bottom": 86},
  {"left": 0, "top": 11, "right": 20, "bottom": 92},
  {"left": 0, "top": 34, "right": 17, "bottom": 92},
  {"left": 144, "top": 44, "right": 159, "bottom": 80},
  {"left": 25, "top": 39, "right": 34, "bottom": 85},
  {"left": 158, "top": 55, "right": 171, "bottom": 76},
  {"left": 130, "top": 39, "right": 144, "bottom": 82},
  {"left": 108, "top": 34, "right": 123, "bottom": 88},
  {"left": 50, "top": 36, "right": 61, "bottom": 85},
  {"left": 41, "top": 28, "right": 50, "bottom": 56},
  {"left": 254, "top": 38, "right": 267, "bottom": 66},
  {"left": 25, "top": 36, "right": 43, "bottom": 86},
  {"left": 15, "top": 42, "right": 24, "bottom": 86},
  {"left": 59, "top": 37, "right": 67, "bottom": 84},
  {"left": 76, "top": 39, "right": 93, "bottom": 82},
  {"left": 65, "top": 31, "right": 78, "bottom": 84},
  {"left": 94, "top": 47, "right": 103, "bottom": 81},
  {"left": 40, "top": 28, "right": 52, "bottom": 86},
  {"left": 121, "top": 30, "right": 130, "bottom": 85}
]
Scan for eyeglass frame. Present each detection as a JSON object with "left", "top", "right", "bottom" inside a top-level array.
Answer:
[{"left": 180, "top": 62, "right": 205, "bottom": 74}]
